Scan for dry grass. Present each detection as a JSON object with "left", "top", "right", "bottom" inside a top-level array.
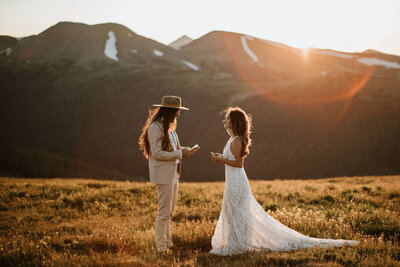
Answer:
[{"left": 0, "top": 176, "right": 399, "bottom": 266}]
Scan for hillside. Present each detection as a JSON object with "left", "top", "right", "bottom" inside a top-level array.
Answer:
[{"left": 0, "top": 22, "right": 400, "bottom": 181}]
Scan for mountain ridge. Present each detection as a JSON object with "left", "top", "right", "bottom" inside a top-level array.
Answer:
[{"left": 2, "top": 22, "right": 400, "bottom": 64}]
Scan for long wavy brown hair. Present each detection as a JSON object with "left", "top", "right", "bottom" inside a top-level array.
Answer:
[
  {"left": 138, "top": 107, "right": 180, "bottom": 159},
  {"left": 223, "top": 107, "right": 252, "bottom": 158}
]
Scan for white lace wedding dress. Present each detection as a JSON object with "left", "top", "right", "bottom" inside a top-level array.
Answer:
[{"left": 210, "top": 136, "right": 359, "bottom": 256}]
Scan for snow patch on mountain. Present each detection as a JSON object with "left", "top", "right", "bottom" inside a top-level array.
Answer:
[
  {"left": 104, "top": 31, "right": 118, "bottom": 61},
  {"left": 261, "top": 39, "right": 287, "bottom": 49},
  {"left": 0, "top": 48, "right": 12, "bottom": 56},
  {"left": 131, "top": 49, "right": 138, "bottom": 53},
  {"left": 182, "top": 60, "right": 199, "bottom": 71},
  {"left": 153, "top": 49, "right": 164, "bottom": 56},
  {"left": 241, "top": 36, "right": 259, "bottom": 63},
  {"left": 312, "top": 50, "right": 353, "bottom": 59},
  {"left": 357, "top": 57, "right": 400, "bottom": 69}
]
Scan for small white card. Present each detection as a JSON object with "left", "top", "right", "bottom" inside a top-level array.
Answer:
[{"left": 191, "top": 144, "right": 200, "bottom": 151}]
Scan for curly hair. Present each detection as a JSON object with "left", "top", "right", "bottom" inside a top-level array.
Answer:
[{"left": 223, "top": 107, "right": 253, "bottom": 158}]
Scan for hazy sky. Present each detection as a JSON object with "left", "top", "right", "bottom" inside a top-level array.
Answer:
[{"left": 1, "top": 0, "right": 399, "bottom": 55}]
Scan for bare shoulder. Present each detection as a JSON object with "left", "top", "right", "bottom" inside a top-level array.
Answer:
[{"left": 230, "top": 136, "right": 243, "bottom": 150}]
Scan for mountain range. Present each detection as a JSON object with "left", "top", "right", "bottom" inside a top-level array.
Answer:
[{"left": 1, "top": 21, "right": 399, "bottom": 181}]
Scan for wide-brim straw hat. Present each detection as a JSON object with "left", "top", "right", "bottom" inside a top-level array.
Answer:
[{"left": 153, "top": 95, "right": 189, "bottom": 110}]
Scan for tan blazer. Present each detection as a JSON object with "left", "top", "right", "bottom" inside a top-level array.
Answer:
[{"left": 148, "top": 120, "right": 187, "bottom": 184}]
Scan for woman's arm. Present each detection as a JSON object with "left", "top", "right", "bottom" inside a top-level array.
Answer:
[
  {"left": 211, "top": 137, "right": 244, "bottom": 168},
  {"left": 148, "top": 123, "right": 182, "bottom": 161}
]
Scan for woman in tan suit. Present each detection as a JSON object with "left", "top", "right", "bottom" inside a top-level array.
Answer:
[{"left": 139, "top": 96, "right": 199, "bottom": 253}]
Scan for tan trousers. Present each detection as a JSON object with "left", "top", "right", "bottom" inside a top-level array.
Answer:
[{"left": 155, "top": 182, "right": 179, "bottom": 252}]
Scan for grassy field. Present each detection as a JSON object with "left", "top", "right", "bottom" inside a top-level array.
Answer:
[{"left": 0, "top": 176, "right": 399, "bottom": 266}]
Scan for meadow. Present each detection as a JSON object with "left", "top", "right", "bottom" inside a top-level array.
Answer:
[{"left": 0, "top": 175, "right": 399, "bottom": 266}]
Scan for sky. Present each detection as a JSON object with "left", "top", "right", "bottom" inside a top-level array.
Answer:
[{"left": 1, "top": 0, "right": 399, "bottom": 56}]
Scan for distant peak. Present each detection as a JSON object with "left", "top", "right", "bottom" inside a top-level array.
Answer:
[
  {"left": 169, "top": 35, "right": 193, "bottom": 48},
  {"left": 362, "top": 49, "right": 382, "bottom": 54}
]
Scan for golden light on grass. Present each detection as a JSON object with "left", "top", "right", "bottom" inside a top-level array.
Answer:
[{"left": 0, "top": 176, "right": 399, "bottom": 265}]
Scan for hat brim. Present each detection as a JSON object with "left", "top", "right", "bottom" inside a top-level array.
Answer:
[{"left": 153, "top": 104, "right": 189, "bottom": 110}]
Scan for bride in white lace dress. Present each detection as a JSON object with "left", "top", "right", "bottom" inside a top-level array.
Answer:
[{"left": 209, "top": 107, "right": 359, "bottom": 256}]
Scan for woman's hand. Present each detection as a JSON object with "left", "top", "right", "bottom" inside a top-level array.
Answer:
[
  {"left": 211, "top": 138, "right": 244, "bottom": 168},
  {"left": 182, "top": 148, "right": 194, "bottom": 157},
  {"left": 210, "top": 152, "right": 224, "bottom": 163}
]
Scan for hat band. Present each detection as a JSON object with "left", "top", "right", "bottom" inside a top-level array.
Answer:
[{"left": 163, "top": 103, "right": 181, "bottom": 108}]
